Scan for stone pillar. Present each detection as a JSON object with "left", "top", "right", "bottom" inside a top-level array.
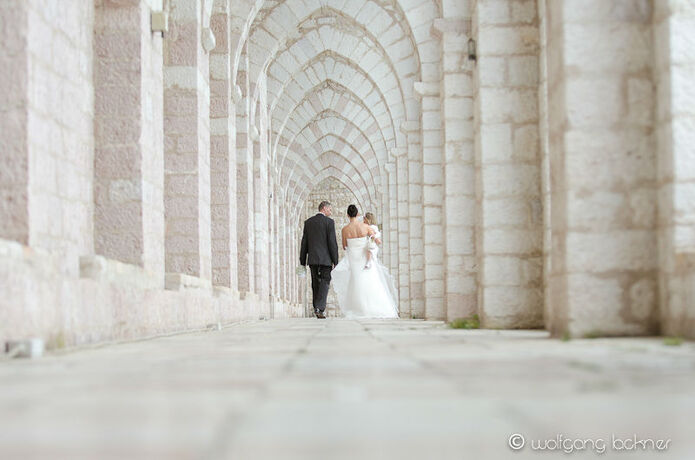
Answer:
[
  {"left": 209, "top": 1, "right": 237, "bottom": 289},
  {"left": 433, "top": 17, "right": 478, "bottom": 323},
  {"left": 544, "top": 0, "right": 657, "bottom": 337},
  {"left": 290, "top": 224, "right": 296, "bottom": 304},
  {"left": 0, "top": 0, "right": 94, "bottom": 265},
  {"left": 93, "top": 0, "right": 164, "bottom": 275},
  {"left": 280, "top": 201, "right": 287, "bottom": 301},
  {"left": 236, "top": 47, "right": 255, "bottom": 295},
  {"left": 253, "top": 77, "right": 270, "bottom": 306},
  {"left": 654, "top": 0, "right": 695, "bottom": 339},
  {"left": 414, "top": 82, "right": 445, "bottom": 320},
  {"left": 268, "top": 176, "right": 277, "bottom": 301},
  {"left": 401, "top": 121, "right": 424, "bottom": 318},
  {"left": 393, "top": 148, "right": 410, "bottom": 316},
  {"left": 473, "top": 0, "right": 543, "bottom": 328},
  {"left": 163, "top": 0, "right": 212, "bottom": 282},
  {"left": 0, "top": 1, "right": 29, "bottom": 245},
  {"left": 386, "top": 162, "right": 398, "bottom": 273}
]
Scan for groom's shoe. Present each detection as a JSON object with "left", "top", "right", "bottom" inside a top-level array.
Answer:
[{"left": 316, "top": 311, "right": 326, "bottom": 319}]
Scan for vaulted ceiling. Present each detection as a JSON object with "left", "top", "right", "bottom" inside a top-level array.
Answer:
[{"left": 230, "top": 0, "right": 442, "bottom": 217}]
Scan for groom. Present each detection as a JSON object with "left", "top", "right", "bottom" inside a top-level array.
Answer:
[{"left": 300, "top": 201, "right": 339, "bottom": 319}]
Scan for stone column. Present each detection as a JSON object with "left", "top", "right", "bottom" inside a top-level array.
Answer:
[
  {"left": 544, "top": 0, "right": 657, "bottom": 337},
  {"left": 537, "top": 0, "right": 554, "bottom": 329},
  {"left": 654, "top": 0, "right": 695, "bottom": 339},
  {"left": 386, "top": 162, "right": 398, "bottom": 272},
  {"left": 401, "top": 121, "right": 424, "bottom": 318},
  {"left": 0, "top": 1, "right": 29, "bottom": 245},
  {"left": 94, "top": 0, "right": 165, "bottom": 275},
  {"left": 0, "top": 0, "right": 94, "bottom": 265},
  {"left": 473, "top": 0, "right": 543, "bottom": 328},
  {"left": 414, "top": 82, "right": 445, "bottom": 320},
  {"left": 209, "top": 1, "right": 237, "bottom": 290},
  {"left": 393, "top": 148, "right": 410, "bottom": 316},
  {"left": 290, "top": 225, "right": 297, "bottom": 304},
  {"left": 163, "top": 0, "right": 212, "bottom": 283},
  {"left": 253, "top": 76, "right": 270, "bottom": 307},
  {"left": 236, "top": 46, "right": 255, "bottom": 295},
  {"left": 280, "top": 201, "right": 287, "bottom": 301},
  {"left": 432, "top": 17, "right": 478, "bottom": 322},
  {"left": 268, "top": 176, "right": 277, "bottom": 301}
]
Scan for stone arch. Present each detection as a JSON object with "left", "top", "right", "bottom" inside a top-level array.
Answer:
[
  {"left": 283, "top": 148, "right": 376, "bottom": 212},
  {"left": 275, "top": 82, "right": 389, "bottom": 185},
  {"left": 285, "top": 146, "right": 378, "bottom": 213},
  {"left": 279, "top": 111, "right": 383, "bottom": 195},
  {"left": 247, "top": 4, "right": 420, "bottom": 120},
  {"left": 293, "top": 165, "right": 375, "bottom": 219},
  {"left": 269, "top": 51, "right": 403, "bottom": 150}
]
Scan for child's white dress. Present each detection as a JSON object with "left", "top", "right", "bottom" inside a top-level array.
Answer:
[{"left": 367, "top": 224, "right": 381, "bottom": 261}]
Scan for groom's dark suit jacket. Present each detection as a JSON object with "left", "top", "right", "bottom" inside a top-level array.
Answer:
[{"left": 300, "top": 213, "right": 339, "bottom": 267}]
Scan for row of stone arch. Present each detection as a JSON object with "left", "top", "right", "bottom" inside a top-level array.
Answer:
[{"left": 227, "top": 0, "right": 441, "bottom": 220}]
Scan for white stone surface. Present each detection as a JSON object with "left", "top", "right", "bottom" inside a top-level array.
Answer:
[{"left": 0, "top": 319, "right": 694, "bottom": 459}]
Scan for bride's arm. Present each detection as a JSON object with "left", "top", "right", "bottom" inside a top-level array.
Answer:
[{"left": 341, "top": 228, "right": 347, "bottom": 250}]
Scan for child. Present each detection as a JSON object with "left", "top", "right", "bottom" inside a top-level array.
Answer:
[{"left": 363, "top": 212, "right": 380, "bottom": 269}]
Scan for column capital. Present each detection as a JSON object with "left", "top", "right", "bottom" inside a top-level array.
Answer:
[
  {"left": 414, "top": 81, "right": 440, "bottom": 99},
  {"left": 431, "top": 17, "right": 471, "bottom": 39}
]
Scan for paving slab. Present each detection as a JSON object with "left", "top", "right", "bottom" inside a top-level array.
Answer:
[{"left": 1, "top": 318, "right": 694, "bottom": 459}]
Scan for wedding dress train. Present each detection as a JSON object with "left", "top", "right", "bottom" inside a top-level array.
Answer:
[{"left": 331, "top": 236, "right": 399, "bottom": 318}]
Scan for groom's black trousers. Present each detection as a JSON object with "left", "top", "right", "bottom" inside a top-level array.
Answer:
[{"left": 309, "top": 264, "right": 332, "bottom": 312}]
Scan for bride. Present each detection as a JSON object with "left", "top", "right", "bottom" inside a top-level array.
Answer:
[{"left": 331, "top": 205, "right": 399, "bottom": 318}]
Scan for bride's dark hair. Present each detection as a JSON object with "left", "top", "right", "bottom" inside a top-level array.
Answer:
[{"left": 347, "top": 204, "right": 358, "bottom": 218}]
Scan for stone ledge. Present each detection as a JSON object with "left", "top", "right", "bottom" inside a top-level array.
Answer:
[
  {"left": 165, "top": 272, "right": 213, "bottom": 291},
  {"left": 0, "top": 238, "right": 75, "bottom": 275},
  {"left": 239, "top": 290, "right": 260, "bottom": 302},
  {"left": 212, "top": 285, "right": 240, "bottom": 300},
  {"left": 80, "top": 255, "right": 163, "bottom": 290}
]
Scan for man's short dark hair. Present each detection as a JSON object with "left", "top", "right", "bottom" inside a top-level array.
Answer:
[
  {"left": 318, "top": 201, "right": 331, "bottom": 212},
  {"left": 347, "top": 204, "right": 358, "bottom": 218}
]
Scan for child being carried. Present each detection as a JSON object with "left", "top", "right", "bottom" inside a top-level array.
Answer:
[{"left": 363, "top": 212, "right": 380, "bottom": 270}]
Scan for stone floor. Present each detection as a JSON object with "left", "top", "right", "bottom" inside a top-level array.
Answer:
[{"left": 1, "top": 318, "right": 694, "bottom": 460}]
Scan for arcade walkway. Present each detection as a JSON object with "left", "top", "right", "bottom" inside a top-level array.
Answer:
[{"left": 1, "top": 319, "right": 693, "bottom": 459}]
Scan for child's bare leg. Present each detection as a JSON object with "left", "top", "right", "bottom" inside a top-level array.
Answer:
[{"left": 364, "top": 250, "right": 372, "bottom": 269}]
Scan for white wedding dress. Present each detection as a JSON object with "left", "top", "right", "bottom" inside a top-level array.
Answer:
[{"left": 331, "top": 230, "right": 399, "bottom": 318}]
